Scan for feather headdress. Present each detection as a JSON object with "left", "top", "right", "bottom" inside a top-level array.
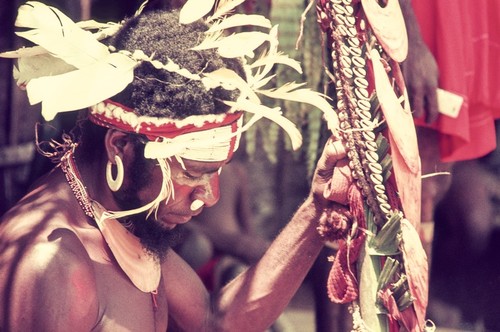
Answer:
[{"left": 1, "top": 0, "right": 339, "bottom": 151}]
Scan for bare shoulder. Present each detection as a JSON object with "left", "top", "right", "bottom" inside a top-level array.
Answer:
[
  {"left": 0, "top": 189, "right": 99, "bottom": 330},
  {"left": 0, "top": 228, "right": 99, "bottom": 331}
]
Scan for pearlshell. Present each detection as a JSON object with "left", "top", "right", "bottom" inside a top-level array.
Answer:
[{"left": 361, "top": 0, "right": 408, "bottom": 62}]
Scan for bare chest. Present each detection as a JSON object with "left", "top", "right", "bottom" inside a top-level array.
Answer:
[{"left": 91, "top": 260, "right": 168, "bottom": 332}]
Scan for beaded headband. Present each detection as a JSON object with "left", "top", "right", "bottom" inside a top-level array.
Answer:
[{"left": 89, "top": 100, "right": 243, "bottom": 161}]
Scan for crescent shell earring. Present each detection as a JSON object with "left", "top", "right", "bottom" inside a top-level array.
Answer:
[{"left": 106, "top": 155, "right": 124, "bottom": 192}]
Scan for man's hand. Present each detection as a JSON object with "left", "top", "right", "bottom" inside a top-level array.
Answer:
[
  {"left": 400, "top": 0, "right": 440, "bottom": 124},
  {"left": 401, "top": 39, "right": 439, "bottom": 124},
  {"left": 310, "top": 137, "right": 348, "bottom": 208}
]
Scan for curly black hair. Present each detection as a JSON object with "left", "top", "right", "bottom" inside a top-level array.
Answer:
[
  {"left": 108, "top": 9, "right": 245, "bottom": 119},
  {"left": 77, "top": 9, "right": 246, "bottom": 162}
]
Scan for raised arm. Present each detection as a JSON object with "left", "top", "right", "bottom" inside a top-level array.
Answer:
[
  {"left": 164, "top": 137, "right": 347, "bottom": 331},
  {"left": 209, "top": 137, "right": 347, "bottom": 331}
]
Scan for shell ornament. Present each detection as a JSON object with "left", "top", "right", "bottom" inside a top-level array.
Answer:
[{"left": 315, "top": 0, "right": 434, "bottom": 331}]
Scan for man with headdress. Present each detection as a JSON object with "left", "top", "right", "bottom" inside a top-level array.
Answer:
[{"left": 0, "top": 3, "right": 348, "bottom": 331}]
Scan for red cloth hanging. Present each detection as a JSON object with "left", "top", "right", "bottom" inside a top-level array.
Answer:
[{"left": 412, "top": 0, "right": 500, "bottom": 162}]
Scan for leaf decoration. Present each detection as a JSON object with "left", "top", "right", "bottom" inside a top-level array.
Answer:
[
  {"left": 368, "top": 211, "right": 402, "bottom": 256},
  {"left": 179, "top": 0, "right": 216, "bottom": 24},
  {"left": 377, "top": 257, "right": 400, "bottom": 291}
]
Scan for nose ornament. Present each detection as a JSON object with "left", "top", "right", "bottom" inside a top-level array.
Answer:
[{"left": 190, "top": 199, "right": 205, "bottom": 211}]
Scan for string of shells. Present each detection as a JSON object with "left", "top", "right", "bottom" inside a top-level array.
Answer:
[{"left": 320, "top": 0, "right": 392, "bottom": 226}]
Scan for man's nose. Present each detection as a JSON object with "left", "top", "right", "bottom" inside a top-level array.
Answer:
[{"left": 193, "top": 173, "right": 220, "bottom": 208}]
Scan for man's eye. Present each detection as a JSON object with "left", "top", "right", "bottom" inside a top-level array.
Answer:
[{"left": 184, "top": 172, "right": 201, "bottom": 180}]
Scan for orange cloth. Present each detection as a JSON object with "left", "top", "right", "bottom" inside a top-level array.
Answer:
[{"left": 412, "top": 0, "right": 500, "bottom": 162}]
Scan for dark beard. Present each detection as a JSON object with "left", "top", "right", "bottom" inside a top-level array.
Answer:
[
  {"left": 125, "top": 212, "right": 186, "bottom": 262},
  {"left": 114, "top": 151, "right": 186, "bottom": 261}
]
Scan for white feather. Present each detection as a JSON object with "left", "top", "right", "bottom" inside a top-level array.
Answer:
[
  {"left": 248, "top": 74, "right": 276, "bottom": 91},
  {"left": 250, "top": 52, "right": 303, "bottom": 75},
  {"left": 76, "top": 20, "right": 121, "bottom": 40},
  {"left": 190, "top": 30, "right": 224, "bottom": 52},
  {"left": 179, "top": 0, "right": 216, "bottom": 24},
  {"left": 257, "top": 82, "right": 337, "bottom": 125},
  {"left": 208, "top": 0, "right": 246, "bottom": 22},
  {"left": 15, "top": 2, "right": 72, "bottom": 29},
  {"left": 202, "top": 68, "right": 260, "bottom": 103},
  {"left": 193, "top": 30, "right": 270, "bottom": 58},
  {"left": 217, "top": 31, "right": 270, "bottom": 58},
  {"left": 249, "top": 25, "right": 280, "bottom": 84},
  {"left": 14, "top": 54, "right": 75, "bottom": 87},
  {"left": 27, "top": 52, "right": 137, "bottom": 121},
  {"left": 206, "top": 14, "right": 271, "bottom": 33},
  {"left": 225, "top": 99, "right": 303, "bottom": 150},
  {"left": 0, "top": 46, "right": 47, "bottom": 58},
  {"left": 15, "top": 1, "right": 109, "bottom": 69}
]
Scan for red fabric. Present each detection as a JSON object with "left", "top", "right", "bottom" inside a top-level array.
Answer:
[
  {"left": 196, "top": 256, "right": 222, "bottom": 291},
  {"left": 412, "top": 0, "right": 500, "bottom": 162},
  {"left": 326, "top": 186, "right": 366, "bottom": 304}
]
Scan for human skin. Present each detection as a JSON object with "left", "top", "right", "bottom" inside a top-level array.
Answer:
[{"left": 0, "top": 128, "right": 346, "bottom": 331}]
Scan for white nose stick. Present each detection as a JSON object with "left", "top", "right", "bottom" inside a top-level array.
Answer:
[{"left": 190, "top": 199, "right": 205, "bottom": 211}]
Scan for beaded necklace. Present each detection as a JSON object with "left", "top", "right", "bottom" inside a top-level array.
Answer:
[
  {"left": 59, "top": 148, "right": 94, "bottom": 218},
  {"left": 59, "top": 148, "right": 160, "bottom": 312}
]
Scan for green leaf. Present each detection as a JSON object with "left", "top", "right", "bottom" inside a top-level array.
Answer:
[{"left": 369, "top": 211, "right": 402, "bottom": 255}]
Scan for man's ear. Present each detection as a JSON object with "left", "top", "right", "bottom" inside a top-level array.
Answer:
[{"left": 104, "top": 129, "right": 132, "bottom": 162}]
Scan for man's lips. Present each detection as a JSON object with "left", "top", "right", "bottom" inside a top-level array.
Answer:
[{"left": 160, "top": 213, "right": 193, "bottom": 226}]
